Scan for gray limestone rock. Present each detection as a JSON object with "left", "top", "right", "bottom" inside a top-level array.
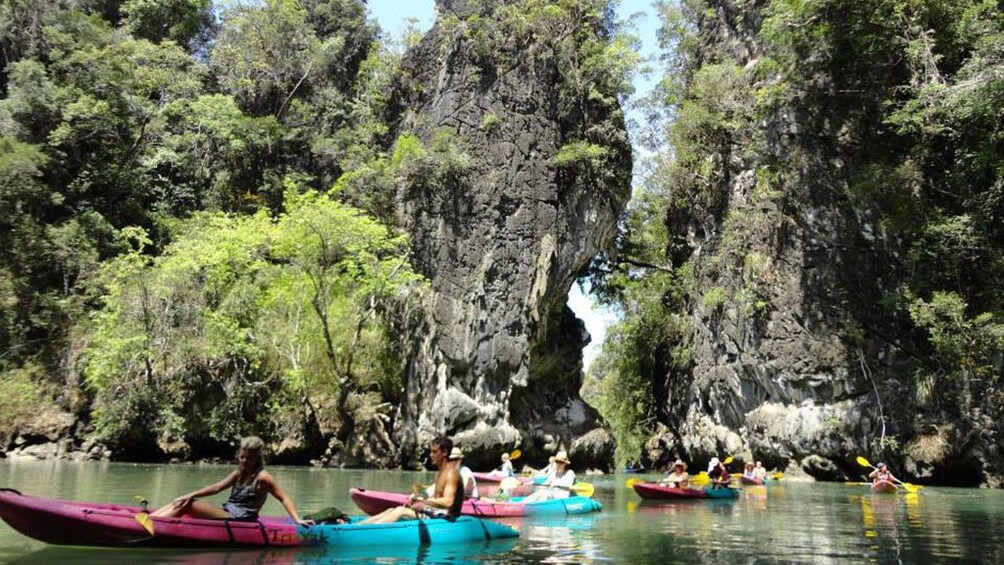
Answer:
[{"left": 389, "top": 2, "right": 631, "bottom": 467}]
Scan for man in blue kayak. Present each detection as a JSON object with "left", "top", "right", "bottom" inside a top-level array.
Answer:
[{"left": 359, "top": 435, "right": 464, "bottom": 523}]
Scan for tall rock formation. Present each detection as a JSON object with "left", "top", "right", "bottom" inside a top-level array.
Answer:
[
  {"left": 388, "top": 0, "right": 631, "bottom": 469},
  {"left": 649, "top": 0, "right": 1003, "bottom": 486}
]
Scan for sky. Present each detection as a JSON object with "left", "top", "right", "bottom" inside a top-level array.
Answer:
[{"left": 365, "top": 0, "right": 664, "bottom": 370}]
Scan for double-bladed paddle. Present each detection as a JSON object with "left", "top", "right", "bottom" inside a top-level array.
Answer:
[{"left": 855, "top": 456, "right": 922, "bottom": 493}]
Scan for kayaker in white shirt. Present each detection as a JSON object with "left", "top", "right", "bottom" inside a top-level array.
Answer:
[
  {"left": 523, "top": 451, "right": 575, "bottom": 502},
  {"left": 660, "top": 459, "right": 690, "bottom": 488},
  {"left": 497, "top": 453, "right": 515, "bottom": 477}
]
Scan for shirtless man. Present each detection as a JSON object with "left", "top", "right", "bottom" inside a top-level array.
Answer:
[{"left": 359, "top": 435, "right": 463, "bottom": 523}]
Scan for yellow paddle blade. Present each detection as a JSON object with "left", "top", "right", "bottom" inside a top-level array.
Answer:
[
  {"left": 856, "top": 456, "right": 872, "bottom": 468},
  {"left": 625, "top": 478, "right": 643, "bottom": 489},
  {"left": 771, "top": 472, "right": 785, "bottom": 480},
  {"left": 690, "top": 472, "right": 709, "bottom": 485},
  {"left": 570, "top": 482, "right": 595, "bottom": 497},
  {"left": 135, "top": 512, "right": 155, "bottom": 535},
  {"left": 722, "top": 456, "right": 734, "bottom": 465},
  {"left": 509, "top": 449, "right": 522, "bottom": 461},
  {"left": 903, "top": 482, "right": 922, "bottom": 493}
]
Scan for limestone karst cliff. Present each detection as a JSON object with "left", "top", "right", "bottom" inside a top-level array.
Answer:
[
  {"left": 623, "top": 0, "right": 1003, "bottom": 486},
  {"left": 387, "top": 0, "right": 632, "bottom": 470}
]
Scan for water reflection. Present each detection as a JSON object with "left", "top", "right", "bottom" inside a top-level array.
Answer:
[
  {"left": 4, "top": 462, "right": 1004, "bottom": 564},
  {"left": 12, "top": 538, "right": 520, "bottom": 565}
]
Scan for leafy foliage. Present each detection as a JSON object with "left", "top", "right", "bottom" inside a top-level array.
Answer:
[{"left": 82, "top": 188, "right": 422, "bottom": 452}]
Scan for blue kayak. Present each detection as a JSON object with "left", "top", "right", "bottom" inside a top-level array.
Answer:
[
  {"left": 703, "top": 487, "right": 740, "bottom": 499},
  {"left": 510, "top": 496, "right": 603, "bottom": 516},
  {"left": 298, "top": 516, "right": 520, "bottom": 547}
]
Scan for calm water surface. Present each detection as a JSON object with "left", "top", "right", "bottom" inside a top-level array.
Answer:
[{"left": 1, "top": 460, "right": 1002, "bottom": 564}]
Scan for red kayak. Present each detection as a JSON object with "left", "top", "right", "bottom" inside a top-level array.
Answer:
[
  {"left": 740, "top": 476, "right": 764, "bottom": 486},
  {"left": 870, "top": 480, "right": 898, "bottom": 494},
  {"left": 632, "top": 483, "right": 739, "bottom": 500}
]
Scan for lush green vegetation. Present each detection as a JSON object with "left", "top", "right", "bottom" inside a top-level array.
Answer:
[
  {"left": 0, "top": 0, "right": 638, "bottom": 462},
  {"left": 0, "top": 0, "right": 423, "bottom": 458},
  {"left": 588, "top": 0, "right": 1004, "bottom": 467}
]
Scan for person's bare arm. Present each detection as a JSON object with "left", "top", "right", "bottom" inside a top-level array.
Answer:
[
  {"left": 172, "top": 470, "right": 239, "bottom": 506},
  {"left": 420, "top": 469, "right": 460, "bottom": 510},
  {"left": 260, "top": 472, "right": 313, "bottom": 526}
]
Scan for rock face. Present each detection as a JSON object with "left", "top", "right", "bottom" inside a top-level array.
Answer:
[
  {"left": 653, "top": 0, "right": 1000, "bottom": 486},
  {"left": 389, "top": 0, "right": 631, "bottom": 470}
]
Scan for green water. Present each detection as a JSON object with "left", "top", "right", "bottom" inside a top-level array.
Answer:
[{"left": 1, "top": 460, "right": 1002, "bottom": 564}]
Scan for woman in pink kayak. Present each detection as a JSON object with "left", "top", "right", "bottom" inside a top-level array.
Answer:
[{"left": 150, "top": 436, "right": 312, "bottom": 525}]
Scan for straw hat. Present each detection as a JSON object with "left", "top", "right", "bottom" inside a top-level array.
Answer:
[
  {"left": 553, "top": 451, "right": 570, "bottom": 465},
  {"left": 672, "top": 459, "right": 687, "bottom": 470},
  {"left": 448, "top": 447, "right": 464, "bottom": 460}
]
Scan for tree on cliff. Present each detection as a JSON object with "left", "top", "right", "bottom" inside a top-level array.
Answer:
[{"left": 82, "top": 187, "right": 422, "bottom": 459}]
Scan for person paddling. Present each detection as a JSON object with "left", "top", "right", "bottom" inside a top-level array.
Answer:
[
  {"left": 361, "top": 435, "right": 463, "bottom": 524},
  {"left": 869, "top": 462, "right": 896, "bottom": 485},
  {"left": 660, "top": 459, "right": 690, "bottom": 488},
  {"left": 150, "top": 436, "right": 311, "bottom": 525},
  {"left": 708, "top": 457, "right": 730, "bottom": 489},
  {"left": 522, "top": 451, "right": 575, "bottom": 502}
]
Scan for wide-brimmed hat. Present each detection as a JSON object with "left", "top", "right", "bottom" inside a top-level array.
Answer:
[
  {"left": 672, "top": 459, "right": 687, "bottom": 470},
  {"left": 553, "top": 451, "right": 570, "bottom": 465},
  {"left": 448, "top": 447, "right": 464, "bottom": 460}
]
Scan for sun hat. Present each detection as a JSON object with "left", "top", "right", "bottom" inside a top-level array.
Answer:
[
  {"left": 553, "top": 451, "right": 570, "bottom": 465},
  {"left": 448, "top": 447, "right": 464, "bottom": 460},
  {"left": 672, "top": 459, "right": 687, "bottom": 470}
]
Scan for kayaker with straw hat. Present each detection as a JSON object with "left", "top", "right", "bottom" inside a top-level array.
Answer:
[
  {"left": 660, "top": 459, "right": 690, "bottom": 488},
  {"left": 523, "top": 451, "right": 576, "bottom": 502}
]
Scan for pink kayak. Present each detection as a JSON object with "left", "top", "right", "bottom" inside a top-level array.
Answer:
[
  {"left": 870, "top": 480, "right": 898, "bottom": 494},
  {"left": 351, "top": 488, "right": 526, "bottom": 517},
  {"left": 471, "top": 472, "right": 530, "bottom": 485},
  {"left": 0, "top": 489, "right": 308, "bottom": 547},
  {"left": 0, "top": 489, "right": 518, "bottom": 548},
  {"left": 350, "top": 488, "right": 602, "bottom": 517},
  {"left": 740, "top": 476, "right": 764, "bottom": 486}
]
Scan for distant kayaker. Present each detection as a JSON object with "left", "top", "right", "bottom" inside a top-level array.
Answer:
[
  {"left": 660, "top": 459, "right": 690, "bottom": 488},
  {"left": 708, "top": 457, "right": 730, "bottom": 489},
  {"left": 149, "top": 436, "right": 312, "bottom": 525},
  {"left": 360, "top": 435, "right": 464, "bottom": 524},
  {"left": 522, "top": 451, "right": 575, "bottom": 502},
  {"left": 742, "top": 462, "right": 756, "bottom": 480},
  {"left": 753, "top": 461, "right": 767, "bottom": 481},
  {"left": 497, "top": 452, "right": 515, "bottom": 477},
  {"left": 869, "top": 462, "right": 896, "bottom": 484}
]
